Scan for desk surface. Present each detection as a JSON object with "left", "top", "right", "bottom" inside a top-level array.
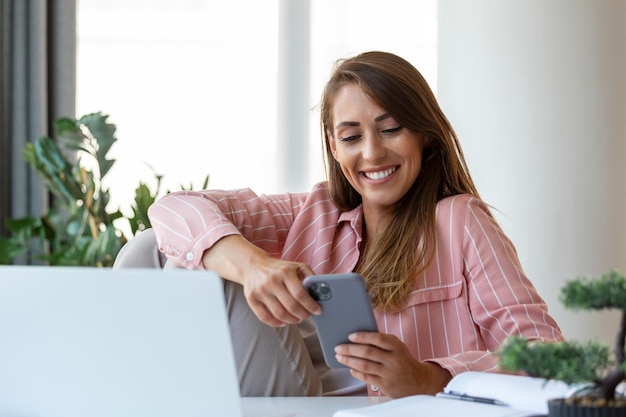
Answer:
[{"left": 241, "top": 396, "right": 390, "bottom": 417}]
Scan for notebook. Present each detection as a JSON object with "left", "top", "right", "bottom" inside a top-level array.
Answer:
[{"left": 0, "top": 266, "right": 242, "bottom": 417}]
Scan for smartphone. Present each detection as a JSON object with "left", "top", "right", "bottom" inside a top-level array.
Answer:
[{"left": 302, "top": 273, "right": 379, "bottom": 368}]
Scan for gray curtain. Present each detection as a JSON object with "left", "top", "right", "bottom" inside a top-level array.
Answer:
[{"left": 0, "top": 0, "right": 76, "bottom": 243}]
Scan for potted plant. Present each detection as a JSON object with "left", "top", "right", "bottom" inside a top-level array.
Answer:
[
  {"left": 0, "top": 112, "right": 208, "bottom": 266},
  {"left": 498, "top": 269, "right": 626, "bottom": 416}
]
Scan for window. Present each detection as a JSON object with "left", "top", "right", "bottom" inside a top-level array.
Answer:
[{"left": 77, "top": 0, "right": 436, "bottom": 217}]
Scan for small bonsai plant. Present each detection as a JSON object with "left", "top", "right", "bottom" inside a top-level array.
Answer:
[
  {"left": 0, "top": 112, "right": 208, "bottom": 267},
  {"left": 499, "top": 269, "right": 626, "bottom": 415}
]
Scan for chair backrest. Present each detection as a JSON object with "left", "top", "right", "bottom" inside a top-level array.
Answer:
[{"left": 113, "top": 228, "right": 166, "bottom": 269}]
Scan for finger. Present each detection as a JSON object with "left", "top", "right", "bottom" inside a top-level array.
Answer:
[
  {"left": 245, "top": 270, "right": 308, "bottom": 324},
  {"left": 295, "top": 262, "right": 315, "bottom": 277},
  {"left": 335, "top": 351, "right": 385, "bottom": 377},
  {"left": 332, "top": 352, "right": 383, "bottom": 389},
  {"left": 348, "top": 332, "right": 398, "bottom": 351},
  {"left": 348, "top": 366, "right": 383, "bottom": 388},
  {"left": 248, "top": 300, "right": 288, "bottom": 327},
  {"left": 335, "top": 341, "right": 386, "bottom": 360},
  {"left": 262, "top": 291, "right": 306, "bottom": 324},
  {"left": 265, "top": 264, "right": 321, "bottom": 320},
  {"left": 340, "top": 338, "right": 410, "bottom": 372},
  {"left": 284, "top": 275, "right": 322, "bottom": 316}
]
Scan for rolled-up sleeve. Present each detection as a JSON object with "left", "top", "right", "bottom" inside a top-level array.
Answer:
[{"left": 147, "top": 188, "right": 306, "bottom": 269}]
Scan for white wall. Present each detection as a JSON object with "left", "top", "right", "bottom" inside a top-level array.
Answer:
[
  {"left": 438, "top": 0, "right": 626, "bottom": 344},
  {"left": 76, "top": 0, "right": 438, "bottom": 220}
]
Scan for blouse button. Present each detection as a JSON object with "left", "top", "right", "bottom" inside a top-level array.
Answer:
[
  {"left": 185, "top": 252, "right": 194, "bottom": 261},
  {"left": 371, "top": 385, "right": 379, "bottom": 392}
]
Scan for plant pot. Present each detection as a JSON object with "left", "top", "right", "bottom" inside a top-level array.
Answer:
[{"left": 548, "top": 398, "right": 626, "bottom": 417}]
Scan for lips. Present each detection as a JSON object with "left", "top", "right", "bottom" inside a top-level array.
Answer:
[{"left": 362, "top": 166, "right": 397, "bottom": 180}]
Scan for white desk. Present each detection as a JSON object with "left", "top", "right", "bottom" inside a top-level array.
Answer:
[{"left": 241, "top": 396, "right": 390, "bottom": 417}]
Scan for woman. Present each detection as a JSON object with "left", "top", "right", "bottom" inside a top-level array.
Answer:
[{"left": 148, "top": 51, "right": 562, "bottom": 398}]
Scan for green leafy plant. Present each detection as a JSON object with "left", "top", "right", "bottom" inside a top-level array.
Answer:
[
  {"left": 0, "top": 112, "right": 208, "bottom": 267},
  {"left": 499, "top": 270, "right": 626, "bottom": 403}
]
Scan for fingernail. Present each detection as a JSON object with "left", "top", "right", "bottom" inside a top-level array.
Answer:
[{"left": 348, "top": 333, "right": 357, "bottom": 341}]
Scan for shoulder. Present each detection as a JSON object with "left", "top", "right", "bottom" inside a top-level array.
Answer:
[
  {"left": 308, "top": 181, "right": 332, "bottom": 198},
  {"left": 436, "top": 194, "right": 492, "bottom": 218},
  {"left": 300, "top": 181, "right": 335, "bottom": 206},
  {"left": 306, "top": 182, "right": 340, "bottom": 211},
  {"left": 434, "top": 194, "right": 498, "bottom": 239},
  {"left": 285, "top": 181, "right": 340, "bottom": 216}
]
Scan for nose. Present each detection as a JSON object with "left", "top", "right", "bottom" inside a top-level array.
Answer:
[{"left": 362, "top": 134, "right": 386, "bottom": 162}]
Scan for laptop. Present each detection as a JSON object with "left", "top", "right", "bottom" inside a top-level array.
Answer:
[{"left": 0, "top": 266, "right": 242, "bottom": 417}]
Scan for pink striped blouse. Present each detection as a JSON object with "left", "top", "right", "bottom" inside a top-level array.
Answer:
[{"left": 148, "top": 181, "right": 563, "bottom": 395}]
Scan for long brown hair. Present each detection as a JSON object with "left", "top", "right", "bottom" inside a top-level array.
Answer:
[{"left": 320, "top": 51, "right": 480, "bottom": 311}]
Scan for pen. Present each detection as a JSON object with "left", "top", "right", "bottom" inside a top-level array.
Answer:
[{"left": 436, "top": 391, "right": 509, "bottom": 407}]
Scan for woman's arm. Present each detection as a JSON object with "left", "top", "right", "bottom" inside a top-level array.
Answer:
[
  {"left": 148, "top": 188, "right": 306, "bottom": 269},
  {"left": 336, "top": 195, "right": 563, "bottom": 397},
  {"left": 430, "top": 195, "right": 563, "bottom": 376},
  {"left": 148, "top": 187, "right": 321, "bottom": 326},
  {"left": 201, "top": 234, "right": 321, "bottom": 327}
]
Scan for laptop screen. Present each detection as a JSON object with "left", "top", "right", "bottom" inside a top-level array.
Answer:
[{"left": 0, "top": 266, "right": 242, "bottom": 417}]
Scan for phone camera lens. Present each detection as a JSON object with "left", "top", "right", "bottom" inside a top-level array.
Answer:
[
  {"left": 307, "top": 281, "right": 332, "bottom": 301},
  {"left": 318, "top": 283, "right": 332, "bottom": 300}
]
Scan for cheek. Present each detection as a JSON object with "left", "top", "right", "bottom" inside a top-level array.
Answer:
[
  {"left": 330, "top": 139, "right": 346, "bottom": 162},
  {"left": 332, "top": 146, "right": 359, "bottom": 171}
]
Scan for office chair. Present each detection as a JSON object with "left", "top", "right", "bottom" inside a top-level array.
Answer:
[{"left": 112, "top": 228, "right": 167, "bottom": 269}]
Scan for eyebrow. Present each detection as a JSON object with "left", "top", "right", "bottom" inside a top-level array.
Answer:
[{"left": 334, "top": 113, "right": 392, "bottom": 130}]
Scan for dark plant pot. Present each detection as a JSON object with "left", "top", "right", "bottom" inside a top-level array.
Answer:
[{"left": 548, "top": 398, "right": 626, "bottom": 417}]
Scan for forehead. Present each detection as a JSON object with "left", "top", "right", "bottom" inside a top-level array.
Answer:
[{"left": 331, "top": 84, "right": 388, "bottom": 127}]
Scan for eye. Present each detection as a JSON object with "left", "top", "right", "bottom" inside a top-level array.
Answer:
[
  {"left": 340, "top": 135, "right": 361, "bottom": 142},
  {"left": 382, "top": 126, "right": 403, "bottom": 135}
]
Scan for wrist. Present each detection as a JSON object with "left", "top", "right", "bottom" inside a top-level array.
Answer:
[
  {"left": 201, "top": 235, "right": 271, "bottom": 284},
  {"left": 421, "top": 361, "right": 452, "bottom": 395}
]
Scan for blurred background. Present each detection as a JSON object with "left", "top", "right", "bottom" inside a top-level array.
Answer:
[
  {"left": 77, "top": 0, "right": 626, "bottom": 347},
  {"left": 4, "top": 0, "right": 625, "bottom": 346}
]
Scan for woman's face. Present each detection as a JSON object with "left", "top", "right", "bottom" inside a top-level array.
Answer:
[{"left": 328, "top": 84, "right": 425, "bottom": 218}]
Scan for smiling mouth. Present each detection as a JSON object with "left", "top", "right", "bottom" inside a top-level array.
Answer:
[{"left": 363, "top": 167, "right": 397, "bottom": 181}]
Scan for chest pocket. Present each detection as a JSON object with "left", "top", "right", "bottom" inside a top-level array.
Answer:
[{"left": 404, "top": 280, "right": 464, "bottom": 306}]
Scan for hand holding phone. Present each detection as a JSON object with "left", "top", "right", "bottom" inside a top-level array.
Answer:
[{"left": 303, "top": 273, "right": 378, "bottom": 368}]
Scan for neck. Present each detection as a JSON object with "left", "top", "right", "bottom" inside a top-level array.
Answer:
[{"left": 362, "top": 206, "right": 392, "bottom": 244}]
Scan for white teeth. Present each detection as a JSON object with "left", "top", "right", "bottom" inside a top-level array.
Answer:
[{"left": 364, "top": 167, "right": 396, "bottom": 180}]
